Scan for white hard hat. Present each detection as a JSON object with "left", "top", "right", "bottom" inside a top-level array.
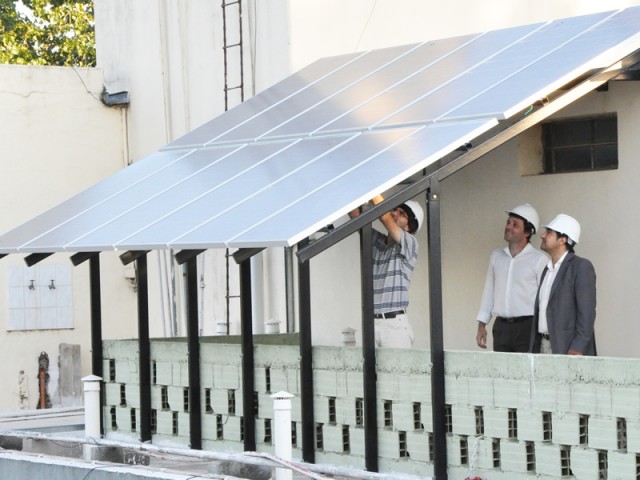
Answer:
[
  {"left": 506, "top": 203, "right": 540, "bottom": 234},
  {"left": 544, "top": 214, "right": 581, "bottom": 245},
  {"left": 404, "top": 200, "right": 424, "bottom": 233}
]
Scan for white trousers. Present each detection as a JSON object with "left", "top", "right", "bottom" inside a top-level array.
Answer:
[{"left": 374, "top": 314, "right": 414, "bottom": 348}]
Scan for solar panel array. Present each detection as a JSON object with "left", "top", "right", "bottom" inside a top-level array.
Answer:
[{"left": 1, "top": 7, "right": 640, "bottom": 253}]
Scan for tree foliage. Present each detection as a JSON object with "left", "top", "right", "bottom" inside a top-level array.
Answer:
[{"left": 0, "top": 0, "right": 95, "bottom": 67}]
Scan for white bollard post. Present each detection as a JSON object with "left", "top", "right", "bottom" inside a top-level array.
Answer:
[
  {"left": 271, "top": 391, "right": 295, "bottom": 480},
  {"left": 216, "top": 320, "right": 228, "bottom": 335},
  {"left": 341, "top": 327, "right": 356, "bottom": 346},
  {"left": 82, "top": 374, "right": 102, "bottom": 460},
  {"left": 264, "top": 318, "right": 281, "bottom": 334}
]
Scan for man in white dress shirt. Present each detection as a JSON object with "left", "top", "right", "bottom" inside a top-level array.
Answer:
[{"left": 476, "top": 204, "right": 548, "bottom": 352}]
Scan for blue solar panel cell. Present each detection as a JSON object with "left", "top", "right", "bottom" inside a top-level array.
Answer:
[
  {"left": 165, "top": 52, "right": 364, "bottom": 149},
  {"left": 110, "top": 135, "right": 354, "bottom": 250},
  {"left": 261, "top": 33, "right": 481, "bottom": 139},
  {"left": 212, "top": 44, "right": 417, "bottom": 145}
]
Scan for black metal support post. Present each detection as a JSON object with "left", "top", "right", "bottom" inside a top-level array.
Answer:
[
  {"left": 88, "top": 255, "right": 104, "bottom": 379},
  {"left": 239, "top": 258, "right": 256, "bottom": 451},
  {"left": 71, "top": 251, "right": 105, "bottom": 435},
  {"left": 427, "top": 182, "right": 447, "bottom": 479},
  {"left": 185, "top": 255, "right": 202, "bottom": 449},
  {"left": 360, "top": 221, "right": 379, "bottom": 472},
  {"left": 89, "top": 254, "right": 105, "bottom": 436},
  {"left": 136, "top": 254, "right": 152, "bottom": 442},
  {"left": 298, "top": 238, "right": 315, "bottom": 464}
]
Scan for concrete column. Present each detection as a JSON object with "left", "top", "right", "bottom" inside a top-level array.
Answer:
[{"left": 272, "top": 391, "right": 295, "bottom": 480}]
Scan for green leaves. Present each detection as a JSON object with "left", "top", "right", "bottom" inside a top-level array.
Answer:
[{"left": 0, "top": 0, "right": 95, "bottom": 66}]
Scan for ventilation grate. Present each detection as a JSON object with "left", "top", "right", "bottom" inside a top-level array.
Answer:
[
  {"left": 228, "top": 389, "right": 236, "bottom": 415},
  {"left": 328, "top": 397, "right": 336, "bottom": 425},
  {"left": 205, "top": 388, "right": 213, "bottom": 414},
  {"left": 542, "top": 411, "right": 552, "bottom": 441},
  {"left": 172, "top": 411, "right": 178, "bottom": 435},
  {"left": 110, "top": 406, "right": 117, "bottom": 430},
  {"left": 355, "top": 398, "right": 364, "bottom": 427},
  {"left": 413, "top": 402, "right": 422, "bottom": 430},
  {"left": 399, "top": 431, "right": 409, "bottom": 458},
  {"left": 120, "top": 384, "right": 126, "bottom": 407},
  {"left": 508, "top": 408, "right": 518, "bottom": 438},
  {"left": 618, "top": 417, "right": 627, "bottom": 451},
  {"left": 315, "top": 423, "right": 324, "bottom": 450},
  {"left": 474, "top": 406, "right": 484, "bottom": 435},
  {"left": 579, "top": 414, "right": 589, "bottom": 445},
  {"left": 264, "top": 418, "right": 272, "bottom": 444},
  {"left": 130, "top": 408, "right": 136, "bottom": 432},
  {"left": 384, "top": 400, "right": 393, "bottom": 428},
  {"left": 183, "top": 387, "right": 189, "bottom": 413}
]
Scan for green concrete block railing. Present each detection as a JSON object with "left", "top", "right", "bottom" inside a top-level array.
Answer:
[{"left": 102, "top": 340, "right": 640, "bottom": 479}]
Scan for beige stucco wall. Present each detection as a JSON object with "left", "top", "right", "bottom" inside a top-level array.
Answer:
[
  {"left": 90, "top": 1, "right": 640, "bottom": 355},
  {"left": 0, "top": 65, "right": 137, "bottom": 410},
  {"left": 287, "top": 0, "right": 640, "bottom": 70}
]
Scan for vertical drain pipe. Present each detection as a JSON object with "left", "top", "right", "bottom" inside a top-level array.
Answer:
[
  {"left": 272, "top": 391, "right": 294, "bottom": 480},
  {"left": 82, "top": 375, "right": 102, "bottom": 460}
]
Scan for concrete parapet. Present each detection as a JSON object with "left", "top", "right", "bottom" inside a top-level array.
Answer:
[{"left": 99, "top": 340, "right": 640, "bottom": 479}]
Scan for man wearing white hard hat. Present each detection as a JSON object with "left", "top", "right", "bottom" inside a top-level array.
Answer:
[
  {"left": 349, "top": 194, "right": 423, "bottom": 348},
  {"left": 530, "top": 214, "right": 597, "bottom": 356},
  {"left": 476, "top": 204, "right": 548, "bottom": 352}
]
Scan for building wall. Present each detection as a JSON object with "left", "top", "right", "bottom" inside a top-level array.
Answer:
[
  {"left": 286, "top": 0, "right": 640, "bottom": 71},
  {"left": 0, "top": 65, "right": 137, "bottom": 410},
  {"left": 91, "top": 1, "right": 640, "bottom": 354}
]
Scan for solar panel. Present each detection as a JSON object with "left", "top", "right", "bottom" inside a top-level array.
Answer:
[
  {"left": 234, "top": 33, "right": 482, "bottom": 141},
  {"left": 165, "top": 52, "right": 365, "bottom": 149},
  {"left": 1, "top": 7, "right": 639, "bottom": 253},
  {"left": 175, "top": 120, "right": 497, "bottom": 249},
  {"left": 0, "top": 150, "right": 190, "bottom": 253}
]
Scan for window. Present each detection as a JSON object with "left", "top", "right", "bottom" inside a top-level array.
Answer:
[{"left": 542, "top": 115, "right": 618, "bottom": 173}]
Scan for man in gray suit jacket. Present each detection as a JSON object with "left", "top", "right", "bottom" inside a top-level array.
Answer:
[{"left": 530, "top": 214, "right": 597, "bottom": 356}]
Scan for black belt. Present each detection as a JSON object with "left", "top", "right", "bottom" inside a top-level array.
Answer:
[
  {"left": 539, "top": 332, "right": 550, "bottom": 340},
  {"left": 374, "top": 310, "right": 406, "bottom": 319},
  {"left": 496, "top": 315, "right": 533, "bottom": 324}
]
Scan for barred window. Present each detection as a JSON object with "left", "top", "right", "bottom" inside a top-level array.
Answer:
[{"left": 542, "top": 115, "right": 617, "bottom": 174}]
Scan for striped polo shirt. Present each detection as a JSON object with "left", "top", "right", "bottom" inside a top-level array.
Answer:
[{"left": 372, "top": 228, "right": 419, "bottom": 314}]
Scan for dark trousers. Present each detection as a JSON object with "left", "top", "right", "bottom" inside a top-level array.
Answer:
[{"left": 492, "top": 316, "right": 533, "bottom": 353}]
